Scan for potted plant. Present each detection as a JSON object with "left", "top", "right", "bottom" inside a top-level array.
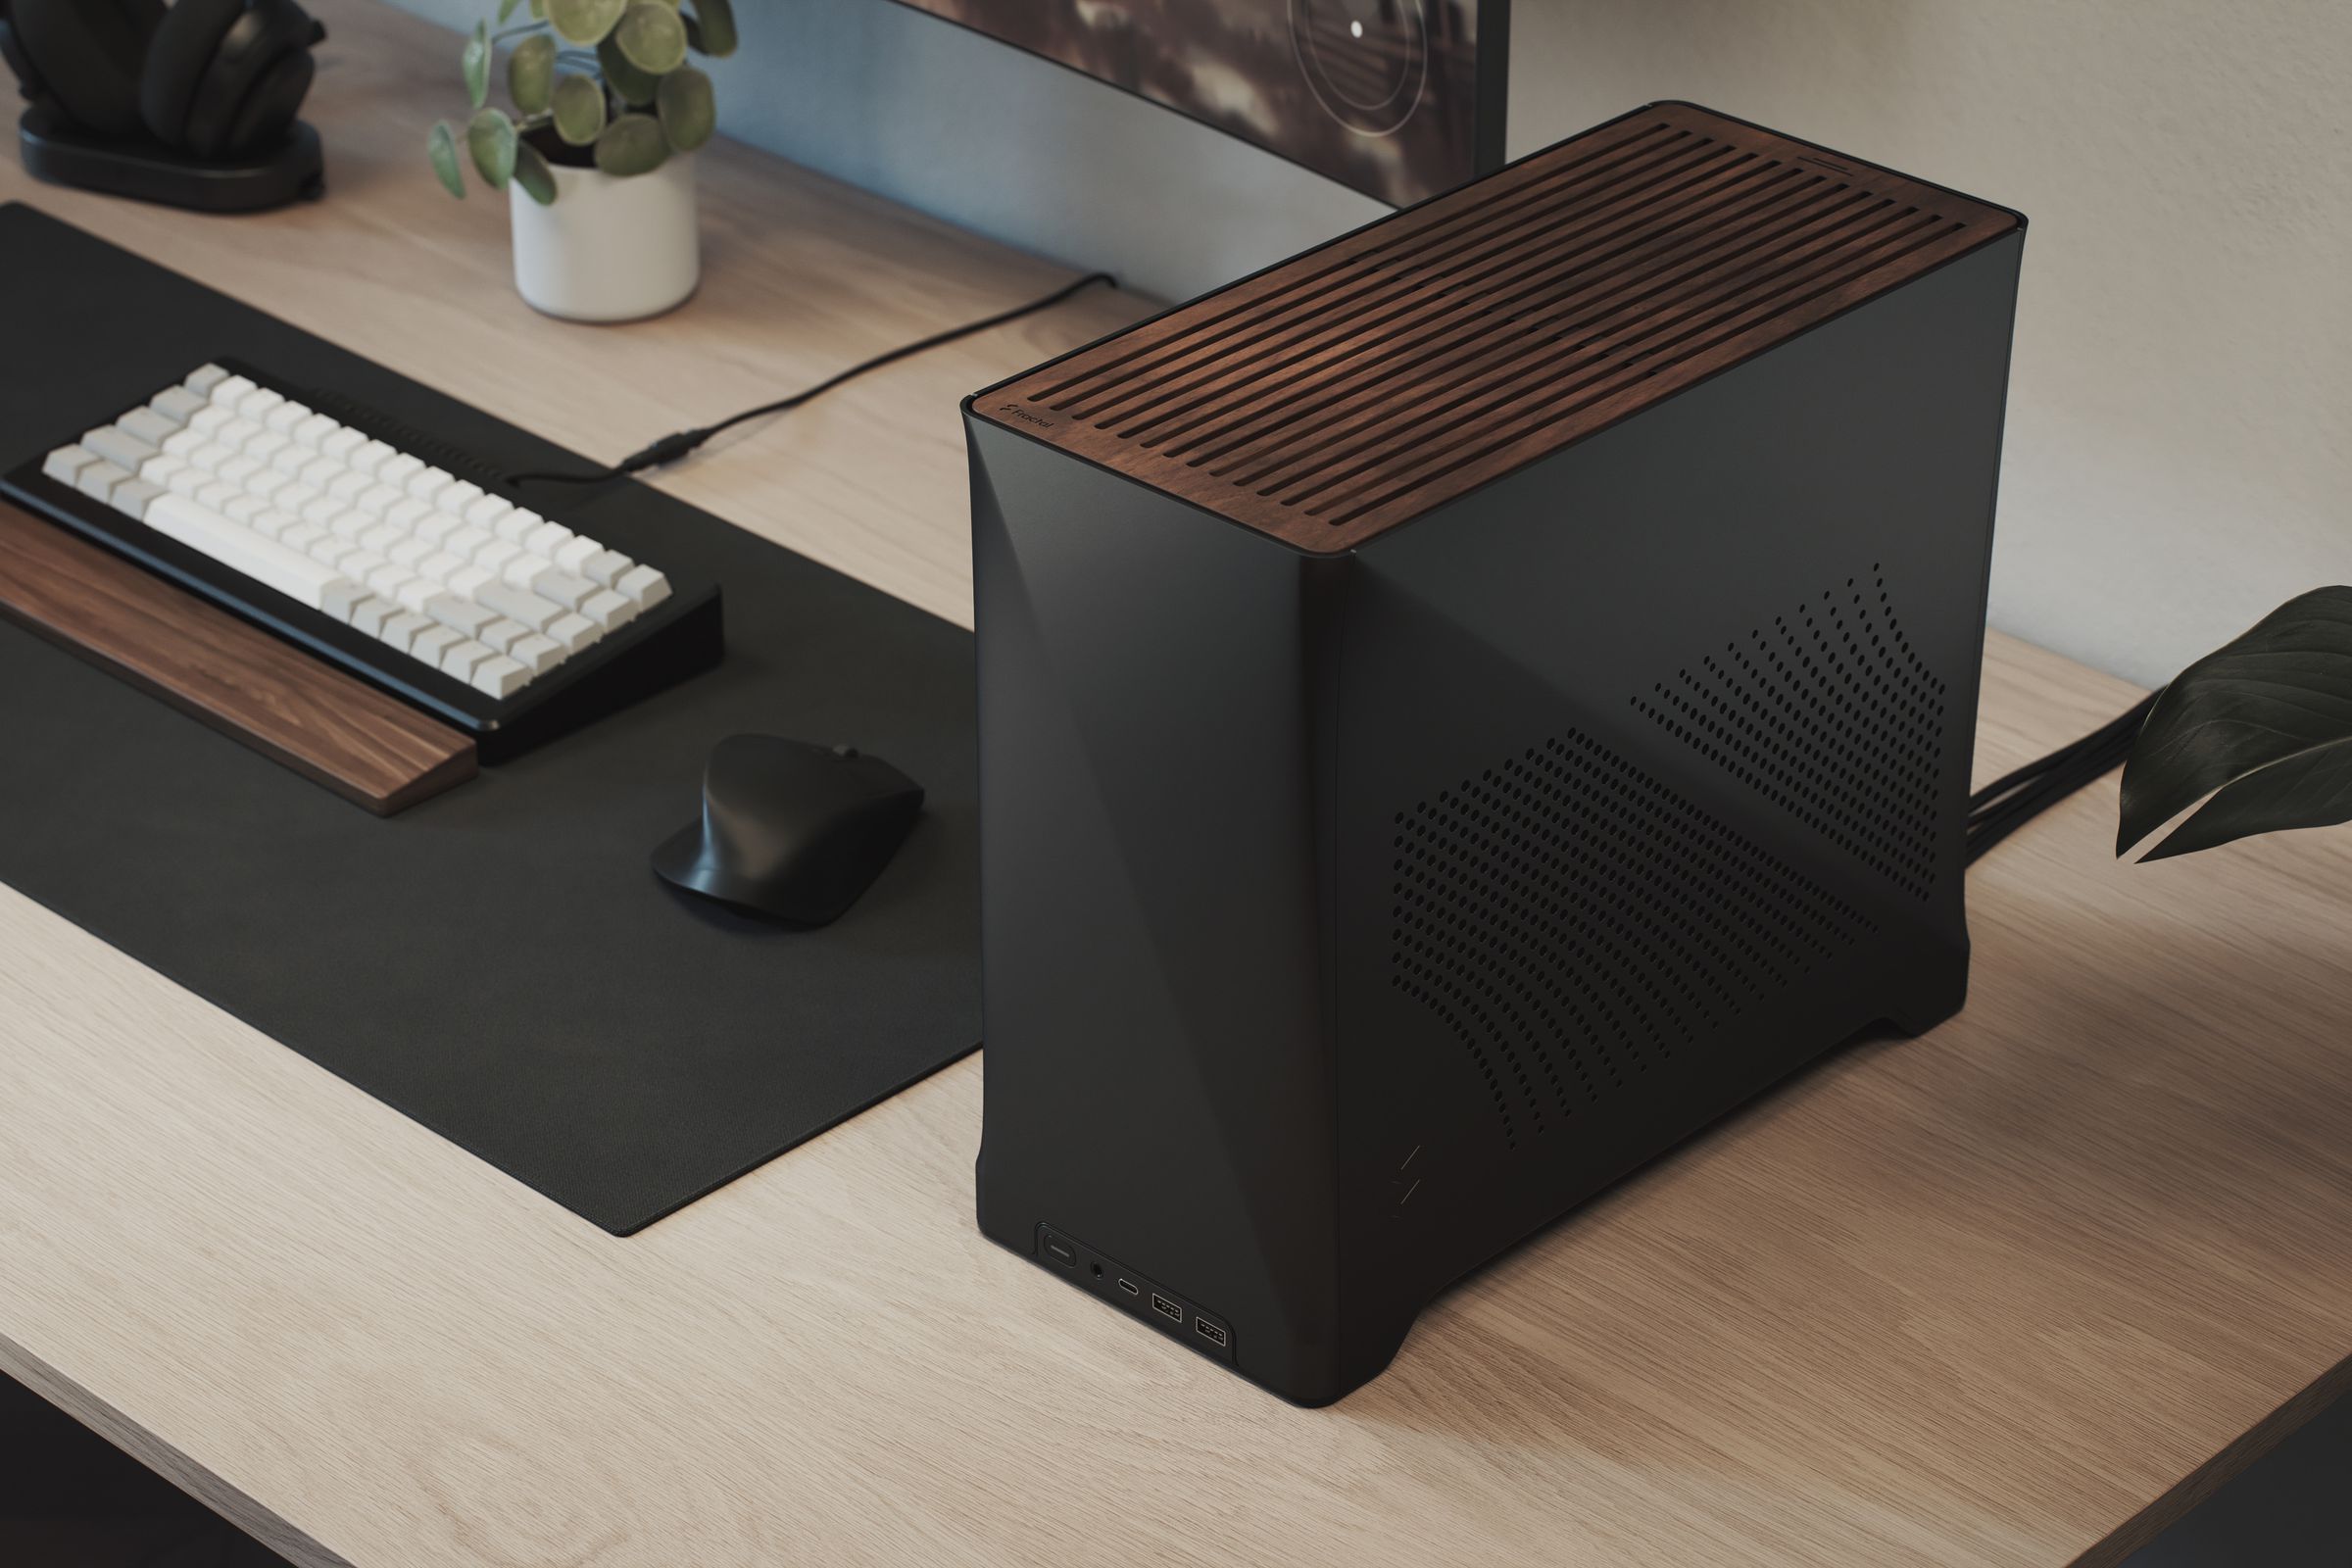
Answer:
[
  {"left": 2118, "top": 587, "right": 2352, "bottom": 859},
  {"left": 427, "top": 0, "right": 737, "bottom": 322}
]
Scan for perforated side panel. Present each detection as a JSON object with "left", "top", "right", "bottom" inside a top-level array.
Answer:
[
  {"left": 1390, "top": 730, "right": 1877, "bottom": 1151},
  {"left": 1637, "top": 568, "right": 1947, "bottom": 899}
]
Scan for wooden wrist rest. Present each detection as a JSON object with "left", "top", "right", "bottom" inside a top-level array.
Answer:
[{"left": 0, "top": 502, "right": 476, "bottom": 815}]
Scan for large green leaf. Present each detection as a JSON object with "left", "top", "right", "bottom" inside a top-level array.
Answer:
[
  {"left": 594, "top": 112, "right": 669, "bottom": 176},
  {"left": 546, "top": 0, "right": 626, "bottom": 45},
  {"left": 466, "top": 106, "right": 519, "bottom": 190},
  {"left": 426, "top": 120, "right": 466, "bottom": 197},
  {"left": 613, "top": 2, "right": 688, "bottom": 74},
  {"left": 683, "top": 0, "right": 736, "bottom": 57},
  {"left": 462, "top": 19, "right": 492, "bottom": 108},
  {"left": 657, "top": 65, "right": 713, "bottom": 151},
  {"left": 513, "top": 140, "right": 559, "bottom": 205},
  {"left": 2118, "top": 586, "right": 2352, "bottom": 859},
  {"left": 551, "top": 73, "right": 607, "bottom": 144},
  {"left": 498, "top": 0, "right": 525, "bottom": 21},
  {"left": 597, "top": 32, "right": 659, "bottom": 104},
  {"left": 509, "top": 32, "right": 557, "bottom": 113}
]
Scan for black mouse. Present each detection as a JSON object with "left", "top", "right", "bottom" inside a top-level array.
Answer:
[{"left": 652, "top": 735, "right": 924, "bottom": 926}]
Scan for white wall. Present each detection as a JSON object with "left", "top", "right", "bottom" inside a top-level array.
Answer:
[{"left": 377, "top": 0, "right": 2352, "bottom": 686}]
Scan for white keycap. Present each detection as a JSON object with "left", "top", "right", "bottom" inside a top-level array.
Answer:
[
  {"left": 525, "top": 521, "right": 575, "bottom": 559},
  {"left": 477, "top": 539, "right": 523, "bottom": 576},
  {"left": 424, "top": 595, "right": 498, "bottom": 639},
  {"left": 385, "top": 497, "right": 431, "bottom": 532},
  {"left": 300, "top": 495, "right": 345, "bottom": 527},
  {"left": 189, "top": 442, "right": 238, "bottom": 474},
  {"left": 280, "top": 521, "right": 326, "bottom": 552},
  {"left": 377, "top": 453, "right": 422, "bottom": 487},
  {"left": 406, "top": 466, "right": 454, "bottom": 501},
  {"left": 292, "top": 413, "right": 338, "bottom": 447},
  {"left": 464, "top": 493, "right": 514, "bottom": 530},
  {"left": 273, "top": 482, "right": 323, "bottom": 514},
  {"left": 367, "top": 564, "right": 416, "bottom": 600},
  {"left": 210, "top": 374, "right": 257, "bottom": 406},
  {"left": 388, "top": 537, "right": 432, "bottom": 567},
  {"left": 380, "top": 612, "right": 433, "bottom": 654},
  {"left": 139, "top": 453, "right": 187, "bottom": 488},
  {"left": 216, "top": 416, "right": 265, "bottom": 451},
  {"left": 416, "top": 550, "right": 466, "bottom": 582},
  {"left": 437, "top": 480, "right": 484, "bottom": 515},
  {"left": 268, "top": 441, "right": 316, "bottom": 477},
  {"left": 534, "top": 570, "right": 597, "bottom": 610},
  {"left": 195, "top": 481, "right": 238, "bottom": 512},
  {"left": 184, "top": 364, "right": 230, "bottom": 395},
  {"left": 109, "top": 477, "right": 164, "bottom": 520},
  {"left": 361, "top": 522, "right": 406, "bottom": 555},
  {"left": 119, "top": 407, "right": 179, "bottom": 445},
  {"left": 476, "top": 579, "right": 563, "bottom": 631},
  {"left": 151, "top": 386, "right": 207, "bottom": 421},
  {"left": 326, "top": 469, "right": 371, "bottom": 501},
  {"left": 161, "top": 426, "right": 207, "bottom": 458},
  {"left": 251, "top": 509, "right": 299, "bottom": 539},
  {"left": 546, "top": 612, "right": 598, "bottom": 654},
  {"left": 555, "top": 535, "right": 601, "bottom": 573},
  {"left": 42, "top": 445, "right": 94, "bottom": 484},
  {"left": 311, "top": 538, "right": 356, "bottom": 569},
  {"left": 342, "top": 550, "right": 389, "bottom": 580},
  {"left": 299, "top": 457, "right": 342, "bottom": 489},
  {"left": 166, "top": 466, "right": 210, "bottom": 499},
  {"left": 83, "top": 425, "right": 158, "bottom": 471},
  {"left": 494, "top": 509, "right": 543, "bottom": 543},
  {"left": 581, "top": 549, "right": 632, "bottom": 587},
  {"left": 349, "top": 440, "right": 396, "bottom": 475},
  {"left": 238, "top": 387, "right": 284, "bottom": 420},
  {"left": 445, "top": 526, "right": 494, "bottom": 559},
  {"left": 248, "top": 468, "right": 290, "bottom": 501},
  {"left": 394, "top": 577, "right": 440, "bottom": 615},
  {"left": 223, "top": 495, "right": 267, "bottom": 524},
  {"left": 614, "top": 565, "right": 669, "bottom": 607},
  {"left": 264, "top": 402, "right": 310, "bottom": 434},
  {"left": 78, "top": 459, "right": 133, "bottom": 503},
  {"left": 143, "top": 494, "right": 350, "bottom": 611},
  {"left": 469, "top": 655, "right": 529, "bottom": 698},
  {"left": 245, "top": 431, "right": 292, "bottom": 465},
  {"left": 509, "top": 633, "right": 562, "bottom": 674},
  {"left": 217, "top": 456, "right": 261, "bottom": 486},
  {"left": 410, "top": 624, "right": 462, "bottom": 664},
  {"left": 320, "top": 427, "right": 364, "bottom": 459},
  {"left": 416, "top": 510, "right": 464, "bottom": 545},
  {"left": 440, "top": 639, "right": 493, "bottom": 680},
  {"left": 448, "top": 564, "right": 494, "bottom": 599},
  {"left": 187, "top": 404, "right": 232, "bottom": 434},
  {"left": 478, "top": 617, "right": 529, "bottom": 654},
  {"left": 578, "top": 589, "right": 634, "bottom": 629},
  {"left": 357, "top": 483, "right": 406, "bottom": 517},
  {"left": 502, "top": 552, "right": 554, "bottom": 589},
  {"left": 351, "top": 597, "right": 395, "bottom": 637}
]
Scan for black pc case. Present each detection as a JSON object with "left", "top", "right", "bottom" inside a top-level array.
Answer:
[{"left": 964, "top": 102, "right": 2026, "bottom": 1405}]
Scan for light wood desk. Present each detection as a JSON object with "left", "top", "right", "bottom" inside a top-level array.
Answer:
[{"left": 4, "top": 4, "right": 2349, "bottom": 1564}]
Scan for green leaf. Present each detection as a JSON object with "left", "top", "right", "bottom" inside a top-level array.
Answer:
[
  {"left": 546, "top": 0, "right": 625, "bottom": 45},
  {"left": 597, "top": 32, "right": 659, "bottom": 104},
  {"left": 656, "top": 65, "right": 713, "bottom": 151},
  {"left": 426, "top": 120, "right": 466, "bottom": 197},
  {"left": 551, "top": 73, "right": 607, "bottom": 144},
  {"left": 498, "top": 0, "right": 523, "bottom": 21},
  {"left": 613, "top": 2, "right": 687, "bottom": 74},
  {"left": 509, "top": 32, "right": 557, "bottom": 113},
  {"left": 594, "top": 112, "right": 669, "bottom": 176},
  {"left": 529, "top": 0, "right": 546, "bottom": 16},
  {"left": 513, "top": 140, "right": 559, "bottom": 205},
  {"left": 466, "top": 106, "right": 519, "bottom": 190},
  {"left": 683, "top": 0, "right": 735, "bottom": 57},
  {"left": 2119, "top": 586, "right": 2352, "bottom": 859},
  {"left": 462, "top": 19, "right": 492, "bottom": 108}
]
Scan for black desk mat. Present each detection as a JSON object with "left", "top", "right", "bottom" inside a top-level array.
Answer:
[{"left": 0, "top": 204, "right": 979, "bottom": 1234}]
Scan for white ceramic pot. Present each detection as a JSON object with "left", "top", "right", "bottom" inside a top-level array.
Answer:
[{"left": 509, "top": 153, "right": 700, "bottom": 323}]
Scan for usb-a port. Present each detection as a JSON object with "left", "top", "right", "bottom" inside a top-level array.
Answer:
[
  {"left": 1151, "top": 1294, "right": 1184, "bottom": 1323},
  {"left": 1194, "top": 1317, "right": 1229, "bottom": 1348}
]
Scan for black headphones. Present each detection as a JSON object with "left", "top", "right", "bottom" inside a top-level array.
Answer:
[{"left": 1, "top": 0, "right": 322, "bottom": 162}]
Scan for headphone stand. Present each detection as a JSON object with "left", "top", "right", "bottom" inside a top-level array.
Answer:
[{"left": 18, "top": 104, "right": 321, "bottom": 213}]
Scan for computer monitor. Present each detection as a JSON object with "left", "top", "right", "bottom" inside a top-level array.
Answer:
[{"left": 883, "top": 0, "right": 1510, "bottom": 207}]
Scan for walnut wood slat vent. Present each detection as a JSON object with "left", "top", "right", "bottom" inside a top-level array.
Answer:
[
  {"left": 1391, "top": 729, "right": 1878, "bottom": 1152},
  {"left": 975, "top": 102, "right": 2020, "bottom": 554}
]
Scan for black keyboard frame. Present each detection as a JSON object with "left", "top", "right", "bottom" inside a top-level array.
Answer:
[{"left": 1, "top": 359, "right": 723, "bottom": 762}]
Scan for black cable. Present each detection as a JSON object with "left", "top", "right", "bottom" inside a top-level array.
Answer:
[
  {"left": 504, "top": 270, "right": 1118, "bottom": 488},
  {"left": 1964, "top": 693, "right": 2155, "bottom": 864}
]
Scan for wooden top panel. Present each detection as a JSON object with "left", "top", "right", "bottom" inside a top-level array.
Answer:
[
  {"left": 0, "top": 503, "right": 476, "bottom": 815},
  {"left": 976, "top": 102, "right": 2022, "bottom": 553}
]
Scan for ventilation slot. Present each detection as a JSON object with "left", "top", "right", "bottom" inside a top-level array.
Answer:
[
  {"left": 1638, "top": 568, "right": 1947, "bottom": 899},
  {"left": 1390, "top": 730, "right": 1877, "bottom": 1152},
  {"left": 980, "top": 103, "right": 2020, "bottom": 551}
]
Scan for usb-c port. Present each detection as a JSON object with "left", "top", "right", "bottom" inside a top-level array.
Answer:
[{"left": 1116, "top": 1277, "right": 1140, "bottom": 1297}]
